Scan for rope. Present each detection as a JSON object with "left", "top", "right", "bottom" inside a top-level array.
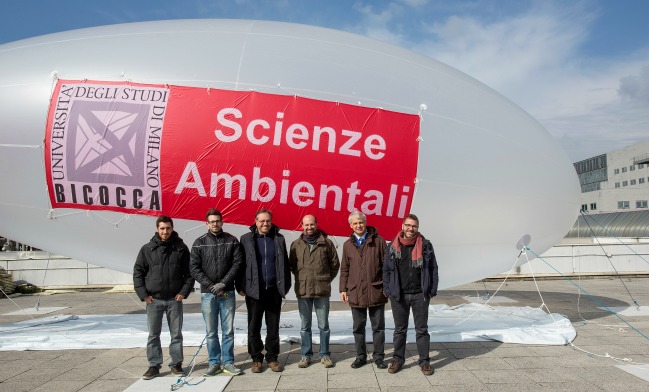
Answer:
[
  {"left": 526, "top": 246, "right": 649, "bottom": 341},
  {"left": 170, "top": 338, "right": 207, "bottom": 391},
  {"left": 579, "top": 210, "right": 641, "bottom": 308},
  {"left": 453, "top": 250, "right": 523, "bottom": 326},
  {"left": 35, "top": 252, "right": 52, "bottom": 311},
  {"left": 580, "top": 209, "right": 649, "bottom": 267},
  {"left": 523, "top": 248, "right": 648, "bottom": 365}
]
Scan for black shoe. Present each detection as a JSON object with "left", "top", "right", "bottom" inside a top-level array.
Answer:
[
  {"left": 142, "top": 367, "right": 159, "bottom": 380},
  {"left": 170, "top": 364, "right": 184, "bottom": 375},
  {"left": 374, "top": 359, "right": 387, "bottom": 369},
  {"left": 351, "top": 358, "right": 367, "bottom": 369}
]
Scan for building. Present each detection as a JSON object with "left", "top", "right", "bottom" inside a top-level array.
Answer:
[{"left": 574, "top": 140, "right": 649, "bottom": 214}]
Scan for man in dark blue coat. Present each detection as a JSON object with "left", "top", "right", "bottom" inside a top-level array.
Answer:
[
  {"left": 238, "top": 209, "right": 291, "bottom": 373},
  {"left": 133, "top": 216, "right": 194, "bottom": 380},
  {"left": 383, "top": 214, "right": 438, "bottom": 376}
]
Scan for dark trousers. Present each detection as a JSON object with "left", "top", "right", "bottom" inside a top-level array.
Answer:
[
  {"left": 351, "top": 305, "right": 385, "bottom": 361},
  {"left": 390, "top": 292, "right": 431, "bottom": 365},
  {"left": 245, "top": 286, "right": 283, "bottom": 362}
]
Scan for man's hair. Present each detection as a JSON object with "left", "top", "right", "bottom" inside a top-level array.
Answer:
[
  {"left": 206, "top": 208, "right": 222, "bottom": 220},
  {"left": 403, "top": 214, "right": 419, "bottom": 224},
  {"left": 156, "top": 215, "right": 173, "bottom": 228},
  {"left": 348, "top": 210, "right": 366, "bottom": 224},
  {"left": 255, "top": 208, "right": 273, "bottom": 220}
]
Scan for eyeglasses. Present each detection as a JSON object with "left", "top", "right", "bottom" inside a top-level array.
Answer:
[
  {"left": 404, "top": 223, "right": 419, "bottom": 229},
  {"left": 208, "top": 220, "right": 222, "bottom": 225},
  {"left": 256, "top": 219, "right": 271, "bottom": 224}
]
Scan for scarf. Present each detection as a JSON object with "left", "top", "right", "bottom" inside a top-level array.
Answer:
[
  {"left": 302, "top": 231, "right": 321, "bottom": 245},
  {"left": 391, "top": 232, "right": 423, "bottom": 268}
]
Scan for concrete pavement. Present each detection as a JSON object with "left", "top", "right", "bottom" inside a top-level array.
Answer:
[{"left": 1, "top": 277, "right": 648, "bottom": 391}]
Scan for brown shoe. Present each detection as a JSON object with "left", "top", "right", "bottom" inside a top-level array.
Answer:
[
  {"left": 420, "top": 363, "right": 434, "bottom": 376},
  {"left": 387, "top": 360, "right": 402, "bottom": 374},
  {"left": 268, "top": 361, "right": 283, "bottom": 372},
  {"left": 251, "top": 361, "right": 263, "bottom": 373}
]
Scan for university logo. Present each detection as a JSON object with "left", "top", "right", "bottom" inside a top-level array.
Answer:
[
  {"left": 66, "top": 101, "right": 149, "bottom": 187},
  {"left": 46, "top": 81, "right": 168, "bottom": 213}
]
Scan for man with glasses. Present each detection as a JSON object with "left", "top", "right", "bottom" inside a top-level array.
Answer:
[
  {"left": 383, "top": 214, "right": 438, "bottom": 375},
  {"left": 238, "top": 209, "right": 291, "bottom": 373},
  {"left": 289, "top": 214, "right": 340, "bottom": 368},
  {"left": 190, "top": 208, "right": 244, "bottom": 376}
]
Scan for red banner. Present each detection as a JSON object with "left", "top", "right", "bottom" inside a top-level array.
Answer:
[{"left": 44, "top": 80, "right": 420, "bottom": 236}]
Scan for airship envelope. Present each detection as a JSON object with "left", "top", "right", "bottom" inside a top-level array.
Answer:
[{"left": 0, "top": 20, "right": 580, "bottom": 289}]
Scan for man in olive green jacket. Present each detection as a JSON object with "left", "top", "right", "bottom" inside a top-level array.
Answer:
[{"left": 289, "top": 214, "right": 340, "bottom": 368}]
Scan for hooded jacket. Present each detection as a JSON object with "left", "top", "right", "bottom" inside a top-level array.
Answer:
[
  {"left": 133, "top": 231, "right": 194, "bottom": 301},
  {"left": 190, "top": 230, "right": 244, "bottom": 293},
  {"left": 289, "top": 231, "right": 340, "bottom": 298},
  {"left": 339, "top": 226, "right": 388, "bottom": 308},
  {"left": 238, "top": 224, "right": 291, "bottom": 300}
]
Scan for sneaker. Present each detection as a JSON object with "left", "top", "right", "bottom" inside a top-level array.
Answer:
[
  {"left": 298, "top": 357, "right": 310, "bottom": 368},
  {"left": 321, "top": 357, "right": 334, "bottom": 368},
  {"left": 420, "top": 363, "right": 434, "bottom": 376},
  {"left": 251, "top": 361, "right": 263, "bottom": 373},
  {"left": 268, "top": 361, "right": 284, "bottom": 372},
  {"left": 223, "top": 363, "right": 242, "bottom": 376},
  {"left": 170, "top": 364, "right": 184, "bottom": 375},
  {"left": 203, "top": 364, "right": 222, "bottom": 376},
  {"left": 142, "top": 367, "right": 159, "bottom": 380},
  {"left": 388, "top": 360, "right": 402, "bottom": 374}
]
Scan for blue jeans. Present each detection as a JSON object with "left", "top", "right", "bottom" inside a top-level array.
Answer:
[
  {"left": 298, "top": 297, "right": 331, "bottom": 358},
  {"left": 201, "top": 291, "right": 236, "bottom": 365},
  {"left": 146, "top": 298, "right": 183, "bottom": 368}
]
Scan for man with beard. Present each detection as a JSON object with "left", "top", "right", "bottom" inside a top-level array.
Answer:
[
  {"left": 383, "top": 214, "right": 438, "bottom": 376},
  {"left": 289, "top": 214, "right": 340, "bottom": 368},
  {"left": 190, "top": 208, "right": 244, "bottom": 376},
  {"left": 133, "top": 216, "right": 194, "bottom": 380}
]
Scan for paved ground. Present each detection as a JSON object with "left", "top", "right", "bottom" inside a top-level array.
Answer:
[{"left": 1, "top": 277, "right": 648, "bottom": 391}]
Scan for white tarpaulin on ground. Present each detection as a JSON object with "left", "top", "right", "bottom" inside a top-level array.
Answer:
[{"left": 0, "top": 304, "right": 575, "bottom": 351}]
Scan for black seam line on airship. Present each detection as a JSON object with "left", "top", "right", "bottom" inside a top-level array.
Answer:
[{"left": 526, "top": 246, "right": 649, "bottom": 341}]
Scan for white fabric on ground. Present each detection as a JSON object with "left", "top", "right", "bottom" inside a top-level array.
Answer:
[{"left": 0, "top": 304, "right": 575, "bottom": 351}]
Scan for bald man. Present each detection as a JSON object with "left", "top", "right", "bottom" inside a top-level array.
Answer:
[{"left": 289, "top": 215, "right": 340, "bottom": 368}]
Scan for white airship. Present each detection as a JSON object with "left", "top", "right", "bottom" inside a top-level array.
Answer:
[{"left": 0, "top": 19, "right": 580, "bottom": 289}]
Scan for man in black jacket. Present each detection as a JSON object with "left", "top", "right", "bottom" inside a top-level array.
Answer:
[
  {"left": 237, "top": 209, "right": 291, "bottom": 374},
  {"left": 383, "top": 214, "right": 438, "bottom": 376},
  {"left": 190, "top": 208, "right": 244, "bottom": 376},
  {"left": 133, "top": 216, "right": 194, "bottom": 380}
]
